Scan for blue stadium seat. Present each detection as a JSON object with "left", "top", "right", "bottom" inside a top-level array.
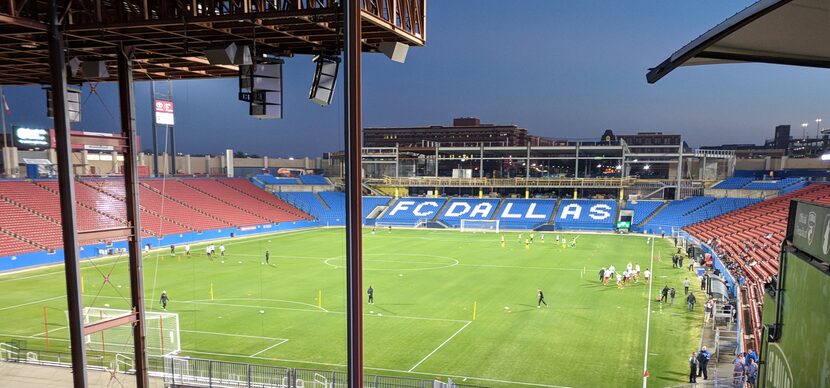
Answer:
[
  {"left": 494, "top": 199, "right": 556, "bottom": 230},
  {"left": 744, "top": 178, "right": 805, "bottom": 191},
  {"left": 257, "top": 175, "right": 299, "bottom": 185},
  {"left": 437, "top": 198, "right": 501, "bottom": 228},
  {"left": 299, "top": 175, "right": 330, "bottom": 185},
  {"left": 712, "top": 177, "right": 752, "bottom": 189},
  {"left": 276, "top": 192, "right": 342, "bottom": 224},
  {"left": 640, "top": 196, "right": 761, "bottom": 234},
  {"left": 377, "top": 197, "right": 448, "bottom": 226},
  {"left": 363, "top": 196, "right": 392, "bottom": 222},
  {"left": 623, "top": 200, "right": 664, "bottom": 225},
  {"left": 555, "top": 199, "right": 617, "bottom": 231}
]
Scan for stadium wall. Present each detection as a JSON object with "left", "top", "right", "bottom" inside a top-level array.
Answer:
[{"left": 0, "top": 220, "right": 321, "bottom": 272}]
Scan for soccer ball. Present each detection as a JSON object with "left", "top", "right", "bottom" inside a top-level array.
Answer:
[
  {"left": 370, "top": 310, "right": 374, "bottom": 314},
  {"left": 378, "top": 313, "right": 382, "bottom": 316},
  {"left": 399, "top": 274, "right": 403, "bottom": 277},
  {"left": 259, "top": 310, "right": 265, "bottom": 314},
  {"left": 504, "top": 306, "right": 509, "bottom": 310},
  {"left": 104, "top": 304, "right": 110, "bottom": 307}
]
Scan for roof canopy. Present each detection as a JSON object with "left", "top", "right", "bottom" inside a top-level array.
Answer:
[{"left": 647, "top": 0, "right": 830, "bottom": 83}]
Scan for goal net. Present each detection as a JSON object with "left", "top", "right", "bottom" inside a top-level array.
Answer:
[
  {"left": 77, "top": 307, "right": 180, "bottom": 357},
  {"left": 460, "top": 219, "right": 500, "bottom": 233}
]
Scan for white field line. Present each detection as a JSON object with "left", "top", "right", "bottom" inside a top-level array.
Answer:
[
  {"left": 642, "top": 237, "right": 656, "bottom": 388},
  {"left": 179, "top": 329, "right": 287, "bottom": 342},
  {"left": 408, "top": 320, "right": 471, "bottom": 372},
  {"left": 0, "top": 295, "right": 64, "bottom": 312},
  {"left": 0, "top": 331, "right": 571, "bottom": 388},
  {"left": 31, "top": 325, "right": 67, "bottom": 338},
  {"left": 458, "top": 263, "right": 583, "bottom": 271},
  {"left": 248, "top": 340, "right": 289, "bottom": 357}
]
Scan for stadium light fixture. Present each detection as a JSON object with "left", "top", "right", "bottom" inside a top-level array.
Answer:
[
  {"left": 309, "top": 55, "right": 340, "bottom": 106},
  {"left": 802, "top": 122, "right": 809, "bottom": 140},
  {"left": 821, "top": 153, "right": 830, "bottom": 161},
  {"left": 643, "top": 164, "right": 651, "bottom": 170}
]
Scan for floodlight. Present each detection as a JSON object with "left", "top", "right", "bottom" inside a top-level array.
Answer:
[{"left": 309, "top": 55, "right": 339, "bottom": 106}]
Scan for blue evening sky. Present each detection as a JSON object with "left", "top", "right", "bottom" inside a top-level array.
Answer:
[{"left": 3, "top": 1, "right": 829, "bottom": 157}]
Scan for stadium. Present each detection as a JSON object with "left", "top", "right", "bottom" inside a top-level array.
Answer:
[{"left": 0, "top": 1, "right": 829, "bottom": 388}]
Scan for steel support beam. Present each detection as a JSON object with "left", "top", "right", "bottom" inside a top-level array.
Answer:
[
  {"left": 150, "top": 81, "right": 159, "bottom": 176},
  {"left": 48, "top": 0, "right": 88, "bottom": 384},
  {"left": 117, "top": 43, "right": 150, "bottom": 387},
  {"left": 343, "top": 1, "right": 363, "bottom": 387}
]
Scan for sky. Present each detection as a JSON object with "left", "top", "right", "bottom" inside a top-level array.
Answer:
[{"left": 3, "top": 1, "right": 830, "bottom": 157}]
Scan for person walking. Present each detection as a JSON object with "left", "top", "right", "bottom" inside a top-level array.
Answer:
[
  {"left": 686, "top": 292, "right": 696, "bottom": 311},
  {"left": 679, "top": 255, "right": 684, "bottom": 269},
  {"left": 660, "top": 285, "right": 669, "bottom": 302},
  {"left": 537, "top": 289, "right": 548, "bottom": 308},
  {"left": 367, "top": 285, "right": 374, "bottom": 304},
  {"left": 683, "top": 277, "right": 690, "bottom": 295},
  {"left": 689, "top": 352, "right": 698, "bottom": 383},
  {"left": 160, "top": 291, "right": 169, "bottom": 310},
  {"left": 669, "top": 287, "right": 676, "bottom": 306}
]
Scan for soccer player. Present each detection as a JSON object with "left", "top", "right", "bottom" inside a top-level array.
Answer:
[
  {"left": 660, "top": 285, "right": 669, "bottom": 302},
  {"left": 537, "top": 289, "right": 548, "bottom": 308},
  {"left": 518, "top": 233, "right": 523, "bottom": 242},
  {"left": 616, "top": 272, "right": 623, "bottom": 289},
  {"left": 683, "top": 277, "right": 690, "bottom": 295},
  {"left": 367, "top": 285, "right": 374, "bottom": 304},
  {"left": 599, "top": 267, "right": 606, "bottom": 282},
  {"left": 635, "top": 263, "right": 641, "bottom": 283},
  {"left": 219, "top": 244, "right": 225, "bottom": 257},
  {"left": 388, "top": 225, "right": 392, "bottom": 233},
  {"left": 206, "top": 245, "right": 212, "bottom": 259},
  {"left": 170, "top": 245, "right": 175, "bottom": 256},
  {"left": 626, "top": 262, "right": 633, "bottom": 273},
  {"left": 265, "top": 250, "right": 270, "bottom": 264},
  {"left": 643, "top": 268, "right": 651, "bottom": 284},
  {"left": 184, "top": 244, "right": 190, "bottom": 256},
  {"left": 160, "top": 291, "right": 169, "bottom": 310},
  {"left": 501, "top": 234, "right": 505, "bottom": 243},
  {"left": 371, "top": 226, "right": 376, "bottom": 235},
  {"left": 608, "top": 264, "right": 616, "bottom": 280},
  {"left": 540, "top": 234, "right": 545, "bottom": 243},
  {"left": 529, "top": 233, "right": 535, "bottom": 243},
  {"left": 556, "top": 235, "right": 560, "bottom": 242},
  {"left": 525, "top": 238, "right": 530, "bottom": 249}
]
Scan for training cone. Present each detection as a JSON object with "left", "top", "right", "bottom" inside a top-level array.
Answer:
[{"left": 643, "top": 370, "right": 649, "bottom": 377}]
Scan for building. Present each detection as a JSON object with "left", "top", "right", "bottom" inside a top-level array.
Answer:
[{"left": 364, "top": 117, "right": 554, "bottom": 148}]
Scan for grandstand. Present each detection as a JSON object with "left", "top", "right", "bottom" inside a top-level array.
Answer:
[
  {"left": 554, "top": 199, "right": 616, "bottom": 231},
  {"left": 622, "top": 200, "right": 664, "bottom": 226},
  {"left": 437, "top": 198, "right": 500, "bottom": 228},
  {"left": 376, "top": 197, "right": 449, "bottom": 226},
  {"left": 494, "top": 198, "right": 556, "bottom": 230},
  {"left": 639, "top": 196, "right": 761, "bottom": 234}
]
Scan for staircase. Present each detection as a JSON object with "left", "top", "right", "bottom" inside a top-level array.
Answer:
[
  {"left": 0, "top": 227, "right": 50, "bottom": 252},
  {"left": 636, "top": 201, "right": 670, "bottom": 228}
]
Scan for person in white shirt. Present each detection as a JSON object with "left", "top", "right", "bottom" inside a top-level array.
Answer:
[
  {"left": 635, "top": 264, "right": 641, "bottom": 282},
  {"left": 184, "top": 244, "right": 191, "bottom": 256},
  {"left": 219, "top": 245, "right": 225, "bottom": 257},
  {"left": 643, "top": 268, "right": 651, "bottom": 284},
  {"left": 616, "top": 273, "right": 623, "bottom": 288}
]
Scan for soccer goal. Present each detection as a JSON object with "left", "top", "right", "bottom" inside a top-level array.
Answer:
[
  {"left": 76, "top": 307, "right": 181, "bottom": 357},
  {"left": 460, "top": 219, "right": 500, "bottom": 233}
]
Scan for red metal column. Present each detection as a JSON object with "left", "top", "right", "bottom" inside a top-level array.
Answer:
[
  {"left": 116, "top": 43, "right": 150, "bottom": 387},
  {"left": 47, "top": 0, "right": 88, "bottom": 385},
  {"left": 344, "top": 0, "right": 363, "bottom": 386}
]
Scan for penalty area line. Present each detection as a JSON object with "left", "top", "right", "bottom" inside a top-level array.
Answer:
[
  {"left": 408, "top": 320, "right": 471, "bottom": 372},
  {"left": 249, "top": 340, "right": 289, "bottom": 357}
]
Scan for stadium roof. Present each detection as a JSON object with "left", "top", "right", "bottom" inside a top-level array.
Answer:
[
  {"left": 0, "top": 0, "right": 425, "bottom": 85},
  {"left": 647, "top": 0, "right": 830, "bottom": 83}
]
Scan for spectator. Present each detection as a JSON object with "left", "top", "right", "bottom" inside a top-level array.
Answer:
[
  {"left": 689, "top": 352, "right": 698, "bottom": 383},
  {"left": 669, "top": 287, "right": 676, "bottom": 306},
  {"left": 733, "top": 353, "right": 746, "bottom": 387},
  {"left": 746, "top": 358, "right": 758, "bottom": 388},
  {"left": 687, "top": 292, "right": 696, "bottom": 311},
  {"left": 697, "top": 346, "right": 711, "bottom": 380}
]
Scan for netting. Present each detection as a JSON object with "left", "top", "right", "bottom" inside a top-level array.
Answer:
[
  {"left": 460, "top": 219, "right": 500, "bottom": 233},
  {"left": 76, "top": 307, "right": 180, "bottom": 357}
]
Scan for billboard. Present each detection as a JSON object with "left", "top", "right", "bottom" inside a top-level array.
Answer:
[
  {"left": 13, "top": 126, "right": 51, "bottom": 150},
  {"left": 154, "top": 100, "right": 174, "bottom": 125}
]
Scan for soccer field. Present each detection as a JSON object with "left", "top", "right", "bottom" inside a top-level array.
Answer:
[{"left": 0, "top": 228, "right": 704, "bottom": 387}]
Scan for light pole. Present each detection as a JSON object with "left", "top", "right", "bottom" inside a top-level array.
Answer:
[
  {"left": 816, "top": 118, "right": 823, "bottom": 139},
  {"left": 802, "top": 122, "right": 809, "bottom": 141}
]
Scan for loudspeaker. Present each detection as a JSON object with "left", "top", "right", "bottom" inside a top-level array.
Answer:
[
  {"left": 205, "top": 43, "right": 237, "bottom": 65},
  {"left": 233, "top": 45, "right": 252, "bottom": 65},
  {"left": 247, "top": 62, "right": 283, "bottom": 119},
  {"left": 67, "top": 57, "right": 82, "bottom": 77},
  {"left": 378, "top": 41, "right": 409, "bottom": 63},
  {"left": 81, "top": 60, "right": 109, "bottom": 79},
  {"left": 46, "top": 87, "right": 81, "bottom": 123},
  {"left": 309, "top": 56, "right": 339, "bottom": 106}
]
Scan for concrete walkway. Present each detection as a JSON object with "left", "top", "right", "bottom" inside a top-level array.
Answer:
[{"left": 0, "top": 361, "right": 165, "bottom": 388}]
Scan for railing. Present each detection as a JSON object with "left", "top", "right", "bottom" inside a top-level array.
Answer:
[
  {"left": 0, "top": 345, "right": 485, "bottom": 388},
  {"left": 369, "top": 176, "right": 638, "bottom": 188}
]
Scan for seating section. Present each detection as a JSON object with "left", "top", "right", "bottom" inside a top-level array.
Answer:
[
  {"left": 712, "top": 177, "right": 752, "bottom": 189},
  {"left": 363, "top": 196, "right": 391, "bottom": 221},
  {"left": 377, "top": 197, "right": 448, "bottom": 226},
  {"left": 555, "top": 199, "right": 617, "bottom": 230},
  {"left": 299, "top": 175, "right": 330, "bottom": 185},
  {"left": 623, "top": 200, "right": 664, "bottom": 225},
  {"left": 318, "top": 192, "right": 346, "bottom": 222},
  {"left": 0, "top": 178, "right": 310, "bottom": 257},
  {"left": 640, "top": 196, "right": 714, "bottom": 233},
  {"left": 437, "top": 198, "right": 500, "bottom": 228},
  {"left": 256, "top": 175, "right": 299, "bottom": 185},
  {"left": 683, "top": 183, "right": 830, "bottom": 351},
  {"left": 494, "top": 199, "right": 556, "bottom": 230},
  {"left": 743, "top": 178, "right": 806, "bottom": 191},
  {"left": 277, "top": 192, "right": 342, "bottom": 224}
]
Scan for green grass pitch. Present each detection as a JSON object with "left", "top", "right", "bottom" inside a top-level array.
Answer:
[{"left": 0, "top": 228, "right": 704, "bottom": 387}]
